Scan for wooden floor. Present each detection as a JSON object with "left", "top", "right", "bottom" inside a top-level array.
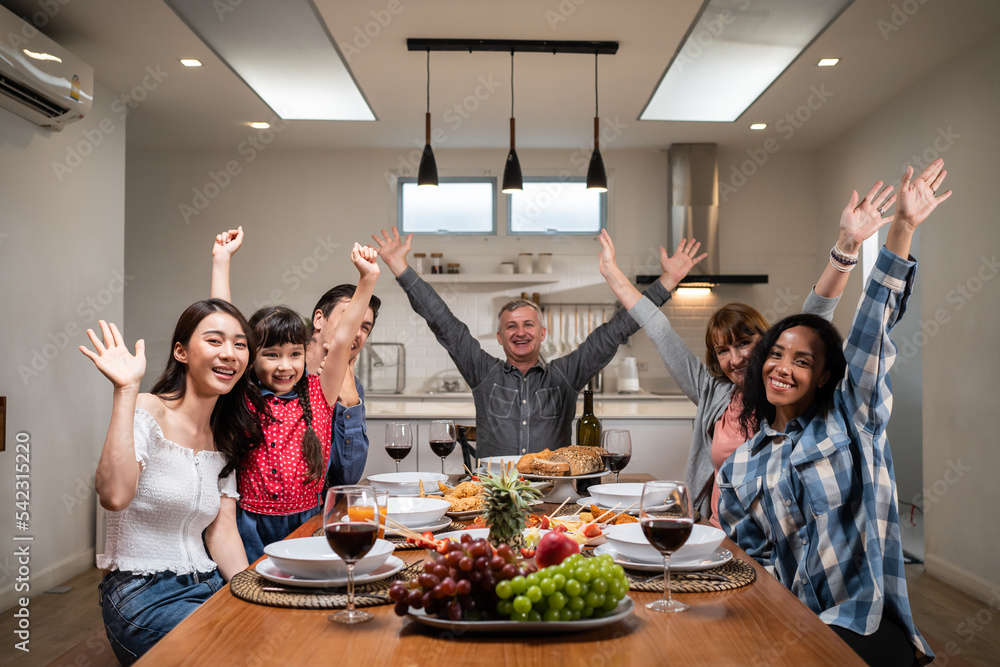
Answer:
[{"left": 1, "top": 565, "right": 997, "bottom": 666}]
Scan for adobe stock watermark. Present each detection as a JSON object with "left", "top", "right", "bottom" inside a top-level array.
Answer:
[
  {"left": 17, "top": 269, "right": 133, "bottom": 386},
  {"left": 877, "top": 0, "right": 935, "bottom": 41},
  {"left": 384, "top": 73, "right": 503, "bottom": 186},
  {"left": 4, "top": 0, "right": 73, "bottom": 43},
  {"left": 910, "top": 458, "right": 970, "bottom": 512},
  {"left": 179, "top": 117, "right": 291, "bottom": 224},
  {"left": 670, "top": 0, "right": 752, "bottom": 72},
  {"left": 895, "top": 254, "right": 998, "bottom": 365},
  {"left": 50, "top": 64, "right": 169, "bottom": 183},
  {"left": 338, "top": 0, "right": 414, "bottom": 62},
  {"left": 249, "top": 235, "right": 344, "bottom": 311},
  {"left": 901, "top": 126, "right": 959, "bottom": 174},
  {"left": 719, "top": 83, "right": 834, "bottom": 202}
]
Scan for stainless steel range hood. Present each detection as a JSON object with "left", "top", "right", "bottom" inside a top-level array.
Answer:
[{"left": 637, "top": 143, "right": 767, "bottom": 287}]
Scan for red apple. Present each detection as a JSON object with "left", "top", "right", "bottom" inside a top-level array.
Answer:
[{"left": 535, "top": 531, "right": 580, "bottom": 568}]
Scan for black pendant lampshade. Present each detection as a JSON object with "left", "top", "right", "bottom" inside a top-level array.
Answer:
[
  {"left": 501, "top": 52, "right": 523, "bottom": 194},
  {"left": 417, "top": 50, "right": 438, "bottom": 187},
  {"left": 587, "top": 53, "right": 607, "bottom": 192}
]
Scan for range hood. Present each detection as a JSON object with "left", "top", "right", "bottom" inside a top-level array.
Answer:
[{"left": 636, "top": 143, "right": 767, "bottom": 287}]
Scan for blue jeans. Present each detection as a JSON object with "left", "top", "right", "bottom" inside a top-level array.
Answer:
[
  {"left": 98, "top": 569, "right": 224, "bottom": 666},
  {"left": 237, "top": 505, "right": 320, "bottom": 562}
]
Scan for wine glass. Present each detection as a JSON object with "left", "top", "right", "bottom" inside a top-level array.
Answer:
[
  {"left": 428, "top": 420, "right": 457, "bottom": 475},
  {"left": 640, "top": 480, "right": 693, "bottom": 613},
  {"left": 323, "top": 485, "right": 379, "bottom": 624},
  {"left": 384, "top": 422, "right": 413, "bottom": 473},
  {"left": 601, "top": 429, "right": 632, "bottom": 484}
]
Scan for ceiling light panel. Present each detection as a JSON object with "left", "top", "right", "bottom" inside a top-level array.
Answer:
[
  {"left": 640, "top": 0, "right": 853, "bottom": 122},
  {"left": 165, "top": 0, "right": 375, "bottom": 121}
]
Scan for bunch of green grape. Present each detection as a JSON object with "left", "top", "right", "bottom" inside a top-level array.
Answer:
[{"left": 494, "top": 553, "right": 629, "bottom": 622}]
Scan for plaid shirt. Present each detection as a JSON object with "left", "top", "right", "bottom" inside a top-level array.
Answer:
[{"left": 717, "top": 247, "right": 932, "bottom": 664}]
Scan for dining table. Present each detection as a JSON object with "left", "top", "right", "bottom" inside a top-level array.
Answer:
[{"left": 138, "top": 474, "right": 863, "bottom": 666}]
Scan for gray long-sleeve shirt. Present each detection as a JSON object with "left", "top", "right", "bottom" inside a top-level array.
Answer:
[{"left": 396, "top": 267, "right": 671, "bottom": 457}]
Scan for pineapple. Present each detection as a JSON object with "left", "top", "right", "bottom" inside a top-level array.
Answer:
[{"left": 479, "top": 464, "right": 542, "bottom": 549}]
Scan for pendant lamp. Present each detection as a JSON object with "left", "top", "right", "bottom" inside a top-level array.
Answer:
[
  {"left": 501, "top": 50, "right": 523, "bottom": 194},
  {"left": 417, "top": 50, "right": 438, "bottom": 186},
  {"left": 587, "top": 52, "right": 608, "bottom": 192}
]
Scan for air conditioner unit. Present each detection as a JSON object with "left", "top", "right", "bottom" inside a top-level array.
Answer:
[{"left": 0, "top": 4, "right": 93, "bottom": 130}]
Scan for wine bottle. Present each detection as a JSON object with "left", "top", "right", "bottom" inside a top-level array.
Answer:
[{"left": 575, "top": 389, "right": 603, "bottom": 495}]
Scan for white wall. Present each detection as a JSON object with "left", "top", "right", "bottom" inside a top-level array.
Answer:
[
  {"left": 818, "top": 33, "right": 1000, "bottom": 600},
  {"left": 0, "top": 82, "right": 126, "bottom": 611},
  {"left": 123, "top": 146, "right": 821, "bottom": 395}
]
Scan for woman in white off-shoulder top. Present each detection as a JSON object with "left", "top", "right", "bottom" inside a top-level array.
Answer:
[{"left": 80, "top": 299, "right": 268, "bottom": 665}]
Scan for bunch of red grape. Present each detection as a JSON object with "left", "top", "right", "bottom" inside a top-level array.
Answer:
[{"left": 389, "top": 534, "right": 536, "bottom": 620}]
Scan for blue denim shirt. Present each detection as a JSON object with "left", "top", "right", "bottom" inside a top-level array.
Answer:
[
  {"left": 326, "top": 375, "right": 369, "bottom": 486},
  {"left": 718, "top": 247, "right": 931, "bottom": 664}
]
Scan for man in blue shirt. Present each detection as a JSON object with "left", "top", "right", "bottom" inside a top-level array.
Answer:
[{"left": 306, "top": 285, "right": 380, "bottom": 487}]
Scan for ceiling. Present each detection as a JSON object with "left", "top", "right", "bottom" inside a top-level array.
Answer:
[{"left": 5, "top": 0, "right": 999, "bottom": 152}]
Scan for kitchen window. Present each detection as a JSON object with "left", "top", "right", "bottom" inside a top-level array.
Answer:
[
  {"left": 507, "top": 177, "right": 606, "bottom": 235},
  {"left": 397, "top": 177, "right": 497, "bottom": 234}
]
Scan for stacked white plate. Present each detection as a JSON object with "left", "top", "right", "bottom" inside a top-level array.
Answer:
[{"left": 257, "top": 536, "right": 404, "bottom": 587}]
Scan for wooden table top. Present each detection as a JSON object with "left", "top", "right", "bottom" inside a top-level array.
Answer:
[{"left": 139, "top": 476, "right": 863, "bottom": 667}]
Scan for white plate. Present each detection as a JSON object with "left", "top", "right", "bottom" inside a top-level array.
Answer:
[
  {"left": 545, "top": 514, "right": 607, "bottom": 547},
  {"left": 255, "top": 556, "right": 405, "bottom": 588},
  {"left": 520, "top": 470, "right": 608, "bottom": 481},
  {"left": 575, "top": 497, "right": 661, "bottom": 515},
  {"left": 407, "top": 596, "right": 633, "bottom": 633},
  {"left": 385, "top": 517, "right": 451, "bottom": 536},
  {"left": 593, "top": 544, "right": 733, "bottom": 572},
  {"left": 445, "top": 498, "right": 543, "bottom": 521}
]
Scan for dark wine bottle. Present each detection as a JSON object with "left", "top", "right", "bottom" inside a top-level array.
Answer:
[{"left": 575, "top": 389, "right": 603, "bottom": 495}]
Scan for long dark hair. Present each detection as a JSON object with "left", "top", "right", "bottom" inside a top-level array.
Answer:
[
  {"left": 738, "top": 313, "right": 847, "bottom": 435},
  {"left": 249, "top": 306, "right": 325, "bottom": 484},
  {"left": 149, "top": 299, "right": 267, "bottom": 477}
]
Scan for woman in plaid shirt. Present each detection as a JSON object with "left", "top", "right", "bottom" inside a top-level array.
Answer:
[{"left": 718, "top": 159, "right": 951, "bottom": 666}]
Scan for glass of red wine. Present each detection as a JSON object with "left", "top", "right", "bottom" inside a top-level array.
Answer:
[
  {"left": 600, "top": 429, "right": 632, "bottom": 483},
  {"left": 428, "top": 420, "right": 457, "bottom": 475},
  {"left": 640, "top": 480, "right": 693, "bottom": 613},
  {"left": 384, "top": 422, "right": 413, "bottom": 473},
  {"left": 323, "top": 485, "right": 380, "bottom": 624}
]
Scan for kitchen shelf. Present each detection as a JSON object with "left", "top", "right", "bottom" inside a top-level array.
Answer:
[{"left": 421, "top": 274, "right": 561, "bottom": 289}]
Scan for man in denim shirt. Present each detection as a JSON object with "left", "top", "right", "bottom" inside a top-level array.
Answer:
[
  {"left": 373, "top": 227, "right": 680, "bottom": 458},
  {"left": 306, "top": 285, "right": 380, "bottom": 486}
]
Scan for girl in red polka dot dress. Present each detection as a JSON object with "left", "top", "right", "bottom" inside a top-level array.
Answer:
[{"left": 211, "top": 229, "right": 380, "bottom": 561}]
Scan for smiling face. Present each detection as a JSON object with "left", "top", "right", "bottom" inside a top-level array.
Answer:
[
  {"left": 320, "top": 299, "right": 375, "bottom": 362},
  {"left": 253, "top": 342, "right": 306, "bottom": 394},
  {"left": 497, "top": 306, "right": 545, "bottom": 368},
  {"left": 173, "top": 312, "right": 250, "bottom": 396},
  {"left": 712, "top": 331, "right": 759, "bottom": 389},
  {"left": 762, "top": 326, "right": 830, "bottom": 422}
]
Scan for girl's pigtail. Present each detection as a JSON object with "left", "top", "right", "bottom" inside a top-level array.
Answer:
[{"left": 296, "top": 373, "right": 325, "bottom": 484}]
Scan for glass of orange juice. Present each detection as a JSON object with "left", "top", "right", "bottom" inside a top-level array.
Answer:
[{"left": 373, "top": 489, "right": 389, "bottom": 539}]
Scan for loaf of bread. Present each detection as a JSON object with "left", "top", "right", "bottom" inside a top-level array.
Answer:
[
  {"left": 549, "top": 445, "right": 604, "bottom": 476},
  {"left": 531, "top": 459, "right": 570, "bottom": 476},
  {"left": 516, "top": 449, "right": 553, "bottom": 474}
]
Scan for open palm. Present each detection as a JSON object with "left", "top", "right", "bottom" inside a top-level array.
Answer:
[
  {"left": 897, "top": 159, "right": 951, "bottom": 229},
  {"left": 79, "top": 321, "right": 146, "bottom": 390},
  {"left": 659, "top": 238, "right": 708, "bottom": 286},
  {"left": 839, "top": 181, "right": 895, "bottom": 253}
]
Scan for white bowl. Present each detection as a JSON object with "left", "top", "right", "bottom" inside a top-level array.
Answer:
[
  {"left": 386, "top": 496, "right": 451, "bottom": 528},
  {"left": 477, "top": 456, "right": 521, "bottom": 473},
  {"left": 603, "top": 522, "right": 725, "bottom": 564},
  {"left": 588, "top": 483, "right": 645, "bottom": 508},
  {"left": 368, "top": 472, "right": 449, "bottom": 497},
  {"left": 263, "top": 536, "right": 394, "bottom": 579}
]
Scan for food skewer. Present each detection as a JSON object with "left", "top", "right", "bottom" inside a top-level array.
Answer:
[{"left": 545, "top": 497, "right": 571, "bottom": 521}]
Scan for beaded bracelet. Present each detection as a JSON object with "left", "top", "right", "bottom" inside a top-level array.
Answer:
[{"left": 830, "top": 243, "right": 858, "bottom": 272}]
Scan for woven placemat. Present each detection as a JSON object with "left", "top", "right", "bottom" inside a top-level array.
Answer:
[
  {"left": 311, "top": 521, "right": 466, "bottom": 550},
  {"left": 581, "top": 553, "right": 755, "bottom": 593},
  {"left": 230, "top": 560, "right": 422, "bottom": 609}
]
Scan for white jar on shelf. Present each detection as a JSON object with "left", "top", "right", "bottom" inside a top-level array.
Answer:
[
  {"left": 517, "top": 252, "right": 533, "bottom": 274},
  {"left": 537, "top": 253, "right": 553, "bottom": 273}
]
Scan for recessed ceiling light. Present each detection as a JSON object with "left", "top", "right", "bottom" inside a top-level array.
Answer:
[
  {"left": 750, "top": 123, "right": 767, "bottom": 130},
  {"left": 817, "top": 58, "right": 840, "bottom": 67},
  {"left": 249, "top": 122, "right": 270, "bottom": 129},
  {"left": 179, "top": 59, "right": 202, "bottom": 67},
  {"left": 640, "top": 0, "right": 852, "bottom": 122},
  {"left": 165, "top": 0, "right": 376, "bottom": 121}
]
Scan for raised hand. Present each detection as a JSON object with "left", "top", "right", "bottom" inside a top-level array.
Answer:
[
  {"left": 658, "top": 238, "right": 708, "bottom": 291},
  {"left": 212, "top": 227, "right": 243, "bottom": 260},
  {"left": 896, "top": 158, "right": 951, "bottom": 230},
  {"left": 351, "top": 243, "right": 380, "bottom": 280},
  {"left": 79, "top": 321, "right": 146, "bottom": 391},
  {"left": 371, "top": 226, "right": 412, "bottom": 277},
  {"left": 598, "top": 229, "right": 623, "bottom": 280},
  {"left": 838, "top": 181, "right": 895, "bottom": 254}
]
